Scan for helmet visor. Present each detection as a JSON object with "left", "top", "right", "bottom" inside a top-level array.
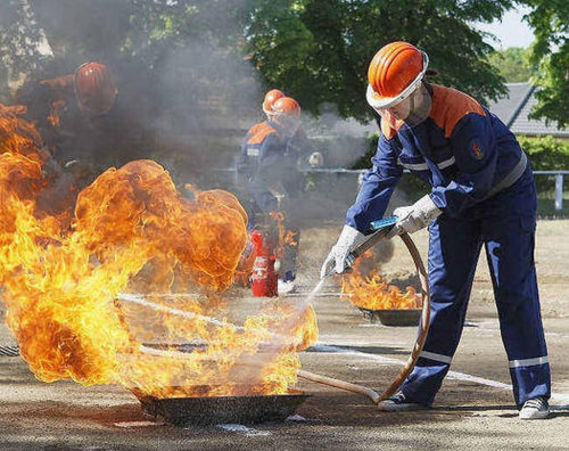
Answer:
[
  {"left": 374, "top": 83, "right": 431, "bottom": 130},
  {"left": 403, "top": 85, "right": 431, "bottom": 128}
]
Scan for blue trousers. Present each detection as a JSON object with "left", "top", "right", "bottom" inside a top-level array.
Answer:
[{"left": 401, "top": 171, "right": 550, "bottom": 408}]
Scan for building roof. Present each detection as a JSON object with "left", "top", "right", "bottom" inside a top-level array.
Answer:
[{"left": 487, "top": 82, "right": 569, "bottom": 137}]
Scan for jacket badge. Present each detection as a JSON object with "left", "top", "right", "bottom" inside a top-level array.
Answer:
[{"left": 471, "top": 142, "right": 484, "bottom": 160}]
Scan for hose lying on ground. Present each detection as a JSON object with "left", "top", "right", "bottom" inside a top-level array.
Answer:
[{"left": 298, "top": 232, "right": 430, "bottom": 404}]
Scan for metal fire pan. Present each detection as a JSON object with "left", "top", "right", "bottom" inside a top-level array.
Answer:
[
  {"left": 358, "top": 307, "right": 421, "bottom": 327},
  {"left": 132, "top": 389, "right": 310, "bottom": 426}
]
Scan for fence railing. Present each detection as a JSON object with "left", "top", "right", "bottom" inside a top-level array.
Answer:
[
  {"left": 533, "top": 170, "right": 568, "bottom": 211},
  {"left": 213, "top": 168, "right": 568, "bottom": 212}
]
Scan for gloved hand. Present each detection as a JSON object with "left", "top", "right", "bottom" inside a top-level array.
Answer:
[
  {"left": 387, "top": 194, "right": 441, "bottom": 238},
  {"left": 308, "top": 151, "right": 324, "bottom": 168},
  {"left": 320, "top": 225, "right": 364, "bottom": 279}
]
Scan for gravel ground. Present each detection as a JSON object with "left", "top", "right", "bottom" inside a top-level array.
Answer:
[{"left": 0, "top": 220, "right": 568, "bottom": 450}]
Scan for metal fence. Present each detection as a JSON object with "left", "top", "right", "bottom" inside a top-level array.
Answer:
[
  {"left": 533, "top": 170, "right": 568, "bottom": 211},
  {"left": 214, "top": 168, "right": 568, "bottom": 212}
]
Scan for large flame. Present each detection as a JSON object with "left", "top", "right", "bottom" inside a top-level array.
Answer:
[
  {"left": 0, "top": 103, "right": 317, "bottom": 397},
  {"left": 269, "top": 211, "right": 299, "bottom": 253},
  {"left": 341, "top": 249, "right": 421, "bottom": 310}
]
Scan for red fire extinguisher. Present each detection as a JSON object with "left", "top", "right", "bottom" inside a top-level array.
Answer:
[{"left": 250, "top": 229, "right": 278, "bottom": 297}]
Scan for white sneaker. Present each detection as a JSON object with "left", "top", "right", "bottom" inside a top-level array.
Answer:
[
  {"left": 377, "top": 391, "right": 428, "bottom": 412},
  {"left": 519, "top": 397, "right": 550, "bottom": 420},
  {"left": 278, "top": 279, "right": 296, "bottom": 294}
]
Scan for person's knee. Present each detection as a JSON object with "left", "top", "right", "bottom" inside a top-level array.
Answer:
[{"left": 494, "top": 289, "right": 537, "bottom": 323}]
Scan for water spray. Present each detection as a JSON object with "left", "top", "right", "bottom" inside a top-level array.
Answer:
[{"left": 297, "top": 217, "right": 431, "bottom": 404}]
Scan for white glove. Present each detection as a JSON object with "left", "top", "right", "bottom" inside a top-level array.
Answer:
[
  {"left": 387, "top": 194, "right": 441, "bottom": 238},
  {"left": 320, "top": 225, "right": 365, "bottom": 279},
  {"left": 308, "top": 152, "right": 324, "bottom": 168}
]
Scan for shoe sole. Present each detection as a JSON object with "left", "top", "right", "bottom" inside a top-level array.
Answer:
[
  {"left": 519, "top": 410, "right": 550, "bottom": 420},
  {"left": 377, "top": 401, "right": 428, "bottom": 412}
]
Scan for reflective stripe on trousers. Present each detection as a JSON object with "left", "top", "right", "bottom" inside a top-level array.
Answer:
[{"left": 399, "top": 175, "right": 550, "bottom": 408}]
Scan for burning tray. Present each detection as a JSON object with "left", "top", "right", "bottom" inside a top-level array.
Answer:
[
  {"left": 132, "top": 389, "right": 310, "bottom": 426},
  {"left": 358, "top": 307, "right": 422, "bottom": 326}
]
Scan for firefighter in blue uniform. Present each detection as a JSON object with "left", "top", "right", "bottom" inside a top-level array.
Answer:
[
  {"left": 321, "top": 41, "right": 551, "bottom": 419},
  {"left": 237, "top": 96, "right": 303, "bottom": 293}
]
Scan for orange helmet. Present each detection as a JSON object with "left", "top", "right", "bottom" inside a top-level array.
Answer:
[
  {"left": 262, "top": 89, "right": 285, "bottom": 115},
  {"left": 74, "top": 62, "right": 117, "bottom": 114},
  {"left": 272, "top": 97, "right": 301, "bottom": 118},
  {"left": 366, "top": 41, "right": 428, "bottom": 111}
]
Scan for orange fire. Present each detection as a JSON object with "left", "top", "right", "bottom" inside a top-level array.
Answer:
[
  {"left": 46, "top": 100, "right": 63, "bottom": 128},
  {"left": 0, "top": 103, "right": 317, "bottom": 398},
  {"left": 341, "top": 249, "right": 421, "bottom": 310},
  {"left": 269, "top": 211, "right": 298, "bottom": 255}
]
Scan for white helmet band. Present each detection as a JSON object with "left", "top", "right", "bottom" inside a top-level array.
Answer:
[{"left": 366, "top": 51, "right": 429, "bottom": 112}]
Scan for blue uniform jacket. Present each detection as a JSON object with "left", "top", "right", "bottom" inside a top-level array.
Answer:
[
  {"left": 346, "top": 84, "right": 527, "bottom": 233},
  {"left": 237, "top": 120, "right": 301, "bottom": 214}
]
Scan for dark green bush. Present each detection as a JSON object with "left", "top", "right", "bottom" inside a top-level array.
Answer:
[{"left": 518, "top": 136, "right": 569, "bottom": 190}]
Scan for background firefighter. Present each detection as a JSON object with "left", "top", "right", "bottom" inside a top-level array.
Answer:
[
  {"left": 17, "top": 62, "right": 117, "bottom": 174},
  {"left": 237, "top": 95, "right": 305, "bottom": 293},
  {"left": 261, "top": 89, "right": 318, "bottom": 171},
  {"left": 321, "top": 41, "right": 551, "bottom": 420},
  {"left": 13, "top": 62, "right": 119, "bottom": 215}
]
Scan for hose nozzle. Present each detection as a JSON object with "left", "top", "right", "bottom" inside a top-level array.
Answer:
[{"left": 322, "top": 216, "right": 397, "bottom": 279}]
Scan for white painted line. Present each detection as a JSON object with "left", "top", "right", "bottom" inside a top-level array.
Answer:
[
  {"left": 118, "top": 293, "right": 243, "bottom": 330},
  {"left": 217, "top": 424, "right": 252, "bottom": 432},
  {"left": 217, "top": 424, "right": 271, "bottom": 436},
  {"left": 445, "top": 369, "right": 511, "bottom": 390},
  {"left": 309, "top": 343, "right": 569, "bottom": 404},
  {"left": 114, "top": 420, "right": 163, "bottom": 428},
  {"left": 284, "top": 292, "right": 346, "bottom": 298},
  {"left": 286, "top": 414, "right": 307, "bottom": 422}
]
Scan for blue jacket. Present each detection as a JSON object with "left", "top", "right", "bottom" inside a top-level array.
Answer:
[
  {"left": 346, "top": 84, "right": 527, "bottom": 233},
  {"left": 237, "top": 120, "right": 302, "bottom": 213}
]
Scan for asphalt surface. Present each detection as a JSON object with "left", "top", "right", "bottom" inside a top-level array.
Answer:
[{"left": 1, "top": 220, "right": 568, "bottom": 450}]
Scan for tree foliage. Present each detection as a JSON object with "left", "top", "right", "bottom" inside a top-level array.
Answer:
[
  {"left": 1, "top": 0, "right": 515, "bottom": 122},
  {"left": 0, "top": 0, "right": 45, "bottom": 101},
  {"left": 244, "top": 0, "right": 513, "bottom": 120},
  {"left": 2, "top": 1, "right": 248, "bottom": 90},
  {"left": 517, "top": 135, "right": 569, "bottom": 190},
  {"left": 488, "top": 47, "right": 535, "bottom": 82},
  {"left": 522, "top": 0, "right": 569, "bottom": 127}
]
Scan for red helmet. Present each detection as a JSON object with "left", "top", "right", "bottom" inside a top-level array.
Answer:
[
  {"left": 262, "top": 89, "right": 285, "bottom": 115},
  {"left": 366, "top": 41, "right": 428, "bottom": 111},
  {"left": 74, "top": 62, "right": 117, "bottom": 114},
  {"left": 272, "top": 97, "right": 301, "bottom": 118}
]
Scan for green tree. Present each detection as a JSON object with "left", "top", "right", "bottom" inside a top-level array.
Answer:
[
  {"left": 2, "top": 0, "right": 514, "bottom": 122},
  {"left": 1, "top": 1, "right": 248, "bottom": 97},
  {"left": 0, "top": 0, "right": 44, "bottom": 102},
  {"left": 244, "top": 0, "right": 514, "bottom": 121},
  {"left": 521, "top": 0, "right": 569, "bottom": 127},
  {"left": 488, "top": 47, "right": 535, "bottom": 82}
]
